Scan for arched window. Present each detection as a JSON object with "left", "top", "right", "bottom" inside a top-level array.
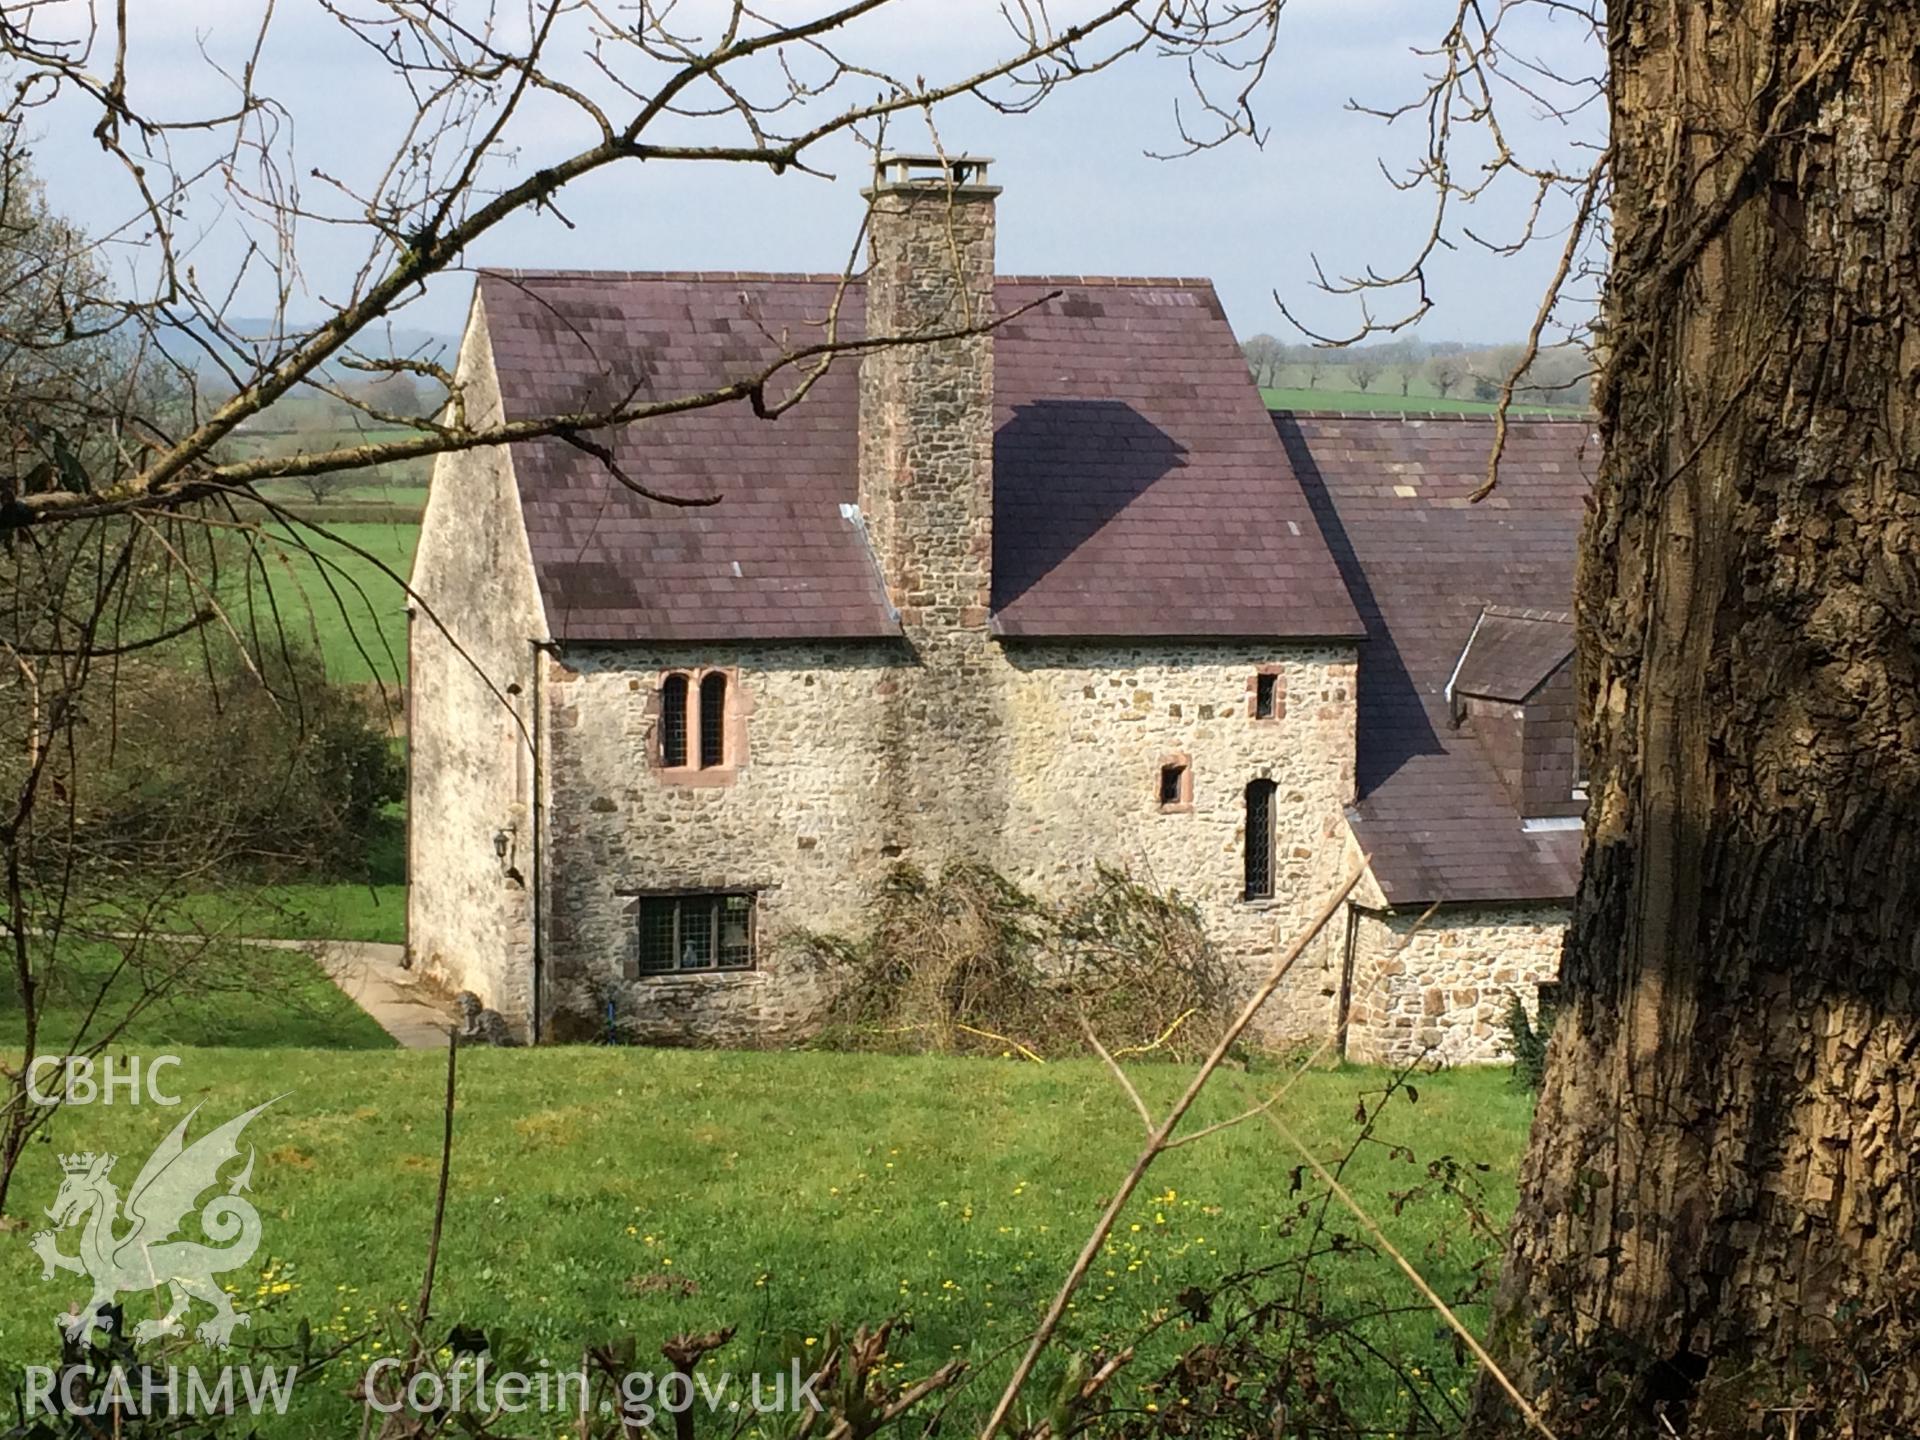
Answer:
[
  {"left": 658, "top": 673, "right": 689, "bottom": 768},
  {"left": 699, "top": 672, "right": 728, "bottom": 769},
  {"left": 1244, "top": 779, "right": 1277, "bottom": 900}
]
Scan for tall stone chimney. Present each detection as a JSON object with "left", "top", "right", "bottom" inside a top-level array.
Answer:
[
  {"left": 858, "top": 154, "right": 999, "bottom": 633},
  {"left": 857, "top": 153, "right": 1005, "bottom": 862}
]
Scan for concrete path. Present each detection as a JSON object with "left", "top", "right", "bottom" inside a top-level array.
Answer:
[{"left": 304, "top": 940, "right": 459, "bottom": 1049}]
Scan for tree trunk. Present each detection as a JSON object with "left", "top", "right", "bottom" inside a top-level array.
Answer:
[{"left": 1481, "top": 4, "right": 1920, "bottom": 1435}]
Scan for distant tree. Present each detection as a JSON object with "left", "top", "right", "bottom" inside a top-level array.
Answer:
[
  {"left": 1394, "top": 366, "right": 1413, "bottom": 397},
  {"left": 1471, "top": 373, "right": 1500, "bottom": 402},
  {"left": 1427, "top": 355, "right": 1465, "bottom": 398},
  {"left": 1519, "top": 344, "right": 1593, "bottom": 408},
  {"left": 291, "top": 404, "right": 346, "bottom": 503},
  {"left": 295, "top": 471, "right": 342, "bottom": 504},
  {"left": 1350, "top": 359, "right": 1381, "bottom": 392},
  {"left": 1240, "top": 333, "right": 1285, "bottom": 388},
  {"left": 355, "top": 370, "right": 426, "bottom": 418}
]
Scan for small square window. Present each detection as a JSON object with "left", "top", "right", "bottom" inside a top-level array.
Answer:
[
  {"left": 1254, "top": 672, "right": 1279, "bottom": 720},
  {"left": 1157, "top": 759, "right": 1191, "bottom": 811},
  {"left": 1160, "top": 765, "right": 1184, "bottom": 806}
]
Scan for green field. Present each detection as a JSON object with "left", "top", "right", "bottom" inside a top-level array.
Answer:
[
  {"left": 244, "top": 519, "right": 420, "bottom": 687},
  {"left": 1263, "top": 385, "right": 1586, "bottom": 416},
  {"left": 229, "top": 421, "right": 434, "bottom": 497},
  {"left": 0, "top": 1048, "right": 1530, "bottom": 1434},
  {"left": 254, "top": 477, "right": 428, "bottom": 507},
  {"left": 173, "top": 879, "right": 409, "bottom": 945}
]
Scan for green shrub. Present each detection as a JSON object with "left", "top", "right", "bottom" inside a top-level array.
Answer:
[
  {"left": 1504, "top": 989, "right": 1559, "bottom": 1090},
  {"left": 57, "top": 646, "right": 403, "bottom": 879}
]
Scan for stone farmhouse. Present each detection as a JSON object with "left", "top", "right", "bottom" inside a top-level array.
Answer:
[{"left": 407, "top": 155, "right": 1596, "bottom": 1061}]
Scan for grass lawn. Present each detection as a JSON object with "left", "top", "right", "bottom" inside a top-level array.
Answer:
[
  {"left": 163, "top": 880, "right": 408, "bottom": 947},
  {"left": 0, "top": 939, "right": 393, "bottom": 1053},
  {"left": 1263, "top": 386, "right": 1586, "bottom": 416},
  {"left": 243, "top": 520, "right": 419, "bottom": 686},
  {"left": 0, "top": 1050, "right": 1532, "bottom": 1434},
  {"left": 171, "top": 805, "right": 408, "bottom": 946}
]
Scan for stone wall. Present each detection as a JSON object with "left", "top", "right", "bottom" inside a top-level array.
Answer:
[
  {"left": 540, "top": 641, "right": 901, "bottom": 1046},
  {"left": 997, "top": 642, "right": 1359, "bottom": 1045},
  {"left": 538, "top": 636, "right": 1359, "bottom": 1048},
  {"left": 405, "top": 293, "right": 543, "bottom": 1031},
  {"left": 1342, "top": 902, "right": 1568, "bottom": 1065}
]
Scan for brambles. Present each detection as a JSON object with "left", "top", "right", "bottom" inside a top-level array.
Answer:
[{"left": 805, "top": 863, "right": 1231, "bottom": 1063}]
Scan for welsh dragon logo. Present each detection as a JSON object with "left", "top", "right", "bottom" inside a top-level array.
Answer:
[{"left": 31, "top": 1099, "right": 281, "bottom": 1347}]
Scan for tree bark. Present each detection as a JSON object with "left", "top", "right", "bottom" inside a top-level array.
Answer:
[{"left": 1481, "top": 3, "right": 1920, "bottom": 1435}]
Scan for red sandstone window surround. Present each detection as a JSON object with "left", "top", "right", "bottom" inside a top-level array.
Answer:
[
  {"left": 655, "top": 668, "right": 744, "bottom": 783},
  {"left": 1251, "top": 668, "right": 1285, "bottom": 722}
]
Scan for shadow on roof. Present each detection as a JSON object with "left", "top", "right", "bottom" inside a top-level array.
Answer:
[
  {"left": 991, "top": 399, "right": 1188, "bottom": 613},
  {"left": 1275, "top": 412, "right": 1445, "bottom": 792}
]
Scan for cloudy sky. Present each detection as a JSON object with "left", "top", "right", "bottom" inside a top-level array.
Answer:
[{"left": 23, "top": 0, "right": 1606, "bottom": 349}]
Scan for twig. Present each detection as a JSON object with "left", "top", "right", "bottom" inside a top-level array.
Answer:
[
  {"left": 1111, "top": 1007, "right": 1195, "bottom": 1058},
  {"left": 1162, "top": 1034, "right": 1332, "bottom": 1150},
  {"left": 1079, "top": 1011, "right": 1154, "bottom": 1134},
  {"left": 1261, "top": 1103, "right": 1557, "bottom": 1440},
  {"left": 1025, "top": 1346, "right": 1136, "bottom": 1439},
  {"left": 954, "top": 1021, "right": 1047, "bottom": 1064},
  {"left": 822, "top": 1358, "right": 968, "bottom": 1439},
  {"left": 977, "top": 863, "right": 1368, "bottom": 1440}
]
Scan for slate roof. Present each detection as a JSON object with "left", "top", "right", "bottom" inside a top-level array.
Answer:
[
  {"left": 1277, "top": 413, "right": 1596, "bottom": 906},
  {"left": 477, "top": 270, "right": 1361, "bottom": 643},
  {"left": 1451, "top": 607, "right": 1575, "bottom": 703}
]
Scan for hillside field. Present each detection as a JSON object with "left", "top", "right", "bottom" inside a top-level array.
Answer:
[{"left": 246, "top": 519, "right": 420, "bottom": 687}]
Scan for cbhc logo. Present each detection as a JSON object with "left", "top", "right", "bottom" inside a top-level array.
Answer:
[{"left": 26, "top": 1055, "right": 182, "bottom": 1107}]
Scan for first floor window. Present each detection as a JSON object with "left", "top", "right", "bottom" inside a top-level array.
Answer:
[
  {"left": 633, "top": 892, "right": 757, "bottom": 974},
  {"left": 656, "top": 669, "right": 734, "bottom": 773},
  {"left": 659, "top": 673, "right": 690, "bottom": 767},
  {"left": 1254, "top": 671, "right": 1280, "bottom": 719},
  {"left": 699, "top": 671, "right": 729, "bottom": 768},
  {"left": 1160, "top": 764, "right": 1186, "bottom": 807},
  {"left": 1244, "top": 778, "right": 1277, "bottom": 900}
]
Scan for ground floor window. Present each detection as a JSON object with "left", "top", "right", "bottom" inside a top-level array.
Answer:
[
  {"left": 1244, "top": 778, "right": 1277, "bottom": 899},
  {"left": 633, "top": 892, "right": 756, "bottom": 974}
]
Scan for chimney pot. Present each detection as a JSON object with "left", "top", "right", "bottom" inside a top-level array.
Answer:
[{"left": 869, "top": 152, "right": 1000, "bottom": 196}]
